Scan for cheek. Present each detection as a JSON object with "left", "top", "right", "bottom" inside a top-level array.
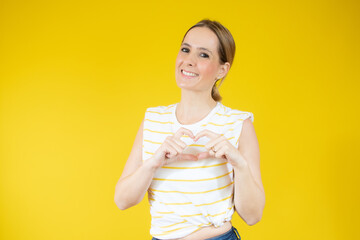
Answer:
[
  {"left": 175, "top": 53, "right": 184, "bottom": 66},
  {"left": 199, "top": 62, "right": 219, "bottom": 76}
]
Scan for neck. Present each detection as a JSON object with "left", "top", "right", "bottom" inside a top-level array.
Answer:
[{"left": 176, "top": 89, "right": 218, "bottom": 124}]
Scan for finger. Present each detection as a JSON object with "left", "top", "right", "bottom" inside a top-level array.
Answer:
[
  {"left": 194, "top": 129, "right": 221, "bottom": 141},
  {"left": 174, "top": 127, "right": 195, "bottom": 139},
  {"left": 164, "top": 144, "right": 178, "bottom": 159},
  {"left": 166, "top": 138, "right": 185, "bottom": 153},
  {"left": 211, "top": 140, "right": 227, "bottom": 153},
  {"left": 208, "top": 142, "right": 228, "bottom": 159},
  {"left": 209, "top": 149, "right": 216, "bottom": 157},
  {"left": 204, "top": 135, "right": 227, "bottom": 150},
  {"left": 214, "top": 147, "right": 227, "bottom": 159},
  {"left": 171, "top": 137, "right": 187, "bottom": 149}
]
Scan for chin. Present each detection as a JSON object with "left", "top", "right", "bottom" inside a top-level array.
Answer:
[{"left": 176, "top": 78, "right": 197, "bottom": 89}]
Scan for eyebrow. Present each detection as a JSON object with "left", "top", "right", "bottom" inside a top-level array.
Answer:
[{"left": 182, "top": 42, "right": 213, "bottom": 55}]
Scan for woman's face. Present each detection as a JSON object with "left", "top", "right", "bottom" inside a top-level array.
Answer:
[{"left": 175, "top": 27, "right": 228, "bottom": 93}]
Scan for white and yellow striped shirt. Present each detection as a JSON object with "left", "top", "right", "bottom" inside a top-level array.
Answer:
[{"left": 142, "top": 101, "right": 254, "bottom": 239}]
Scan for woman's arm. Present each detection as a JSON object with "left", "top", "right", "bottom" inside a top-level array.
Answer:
[
  {"left": 233, "top": 118, "right": 265, "bottom": 225},
  {"left": 114, "top": 118, "right": 158, "bottom": 210},
  {"left": 114, "top": 120, "right": 197, "bottom": 210}
]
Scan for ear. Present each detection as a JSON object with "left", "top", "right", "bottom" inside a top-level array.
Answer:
[{"left": 217, "top": 62, "right": 231, "bottom": 79}]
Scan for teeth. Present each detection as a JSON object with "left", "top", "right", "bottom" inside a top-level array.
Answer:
[{"left": 182, "top": 70, "right": 198, "bottom": 77}]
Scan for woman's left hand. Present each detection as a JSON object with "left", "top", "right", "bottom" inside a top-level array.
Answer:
[{"left": 194, "top": 129, "right": 247, "bottom": 168}]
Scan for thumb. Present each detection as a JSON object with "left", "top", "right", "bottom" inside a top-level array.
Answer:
[
  {"left": 196, "top": 151, "right": 211, "bottom": 160},
  {"left": 180, "top": 153, "right": 198, "bottom": 161},
  {"left": 166, "top": 153, "right": 198, "bottom": 164}
]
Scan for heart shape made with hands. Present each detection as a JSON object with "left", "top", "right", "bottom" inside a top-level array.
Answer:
[{"left": 165, "top": 128, "right": 225, "bottom": 161}]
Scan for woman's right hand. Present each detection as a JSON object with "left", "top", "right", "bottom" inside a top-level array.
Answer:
[{"left": 149, "top": 127, "right": 198, "bottom": 169}]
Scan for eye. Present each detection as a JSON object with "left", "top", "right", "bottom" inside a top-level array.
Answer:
[
  {"left": 181, "top": 47, "right": 190, "bottom": 53},
  {"left": 200, "top": 53, "right": 209, "bottom": 58}
]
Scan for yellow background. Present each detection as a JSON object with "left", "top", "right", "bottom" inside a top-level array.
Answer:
[{"left": 1, "top": 0, "right": 359, "bottom": 239}]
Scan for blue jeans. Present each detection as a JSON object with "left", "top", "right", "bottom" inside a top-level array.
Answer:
[{"left": 151, "top": 226, "right": 241, "bottom": 240}]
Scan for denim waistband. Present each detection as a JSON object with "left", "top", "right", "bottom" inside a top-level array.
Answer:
[{"left": 151, "top": 226, "right": 241, "bottom": 240}]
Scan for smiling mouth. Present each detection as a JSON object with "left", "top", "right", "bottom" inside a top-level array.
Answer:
[{"left": 181, "top": 69, "right": 199, "bottom": 77}]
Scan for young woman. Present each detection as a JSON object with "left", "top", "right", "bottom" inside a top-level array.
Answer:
[{"left": 114, "top": 19, "right": 265, "bottom": 240}]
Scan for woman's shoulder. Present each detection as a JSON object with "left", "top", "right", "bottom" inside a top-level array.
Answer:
[{"left": 218, "top": 102, "right": 254, "bottom": 122}]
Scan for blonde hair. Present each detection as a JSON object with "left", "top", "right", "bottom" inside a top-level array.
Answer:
[{"left": 182, "top": 19, "right": 236, "bottom": 102}]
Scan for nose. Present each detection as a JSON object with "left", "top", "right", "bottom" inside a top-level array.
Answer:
[{"left": 183, "top": 52, "right": 196, "bottom": 67}]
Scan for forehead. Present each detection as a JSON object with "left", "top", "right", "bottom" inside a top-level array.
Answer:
[{"left": 182, "top": 27, "right": 219, "bottom": 51}]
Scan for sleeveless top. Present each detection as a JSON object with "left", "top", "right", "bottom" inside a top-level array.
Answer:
[{"left": 142, "top": 101, "right": 254, "bottom": 239}]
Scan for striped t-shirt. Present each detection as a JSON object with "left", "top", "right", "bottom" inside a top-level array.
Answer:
[{"left": 142, "top": 101, "right": 254, "bottom": 239}]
